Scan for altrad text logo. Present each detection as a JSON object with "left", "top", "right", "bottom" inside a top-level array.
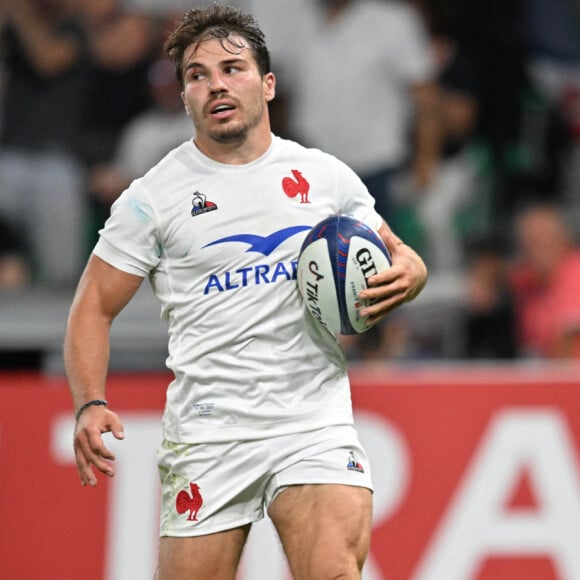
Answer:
[{"left": 202, "top": 225, "right": 310, "bottom": 294}]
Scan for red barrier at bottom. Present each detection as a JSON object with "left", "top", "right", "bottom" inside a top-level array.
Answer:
[{"left": 1, "top": 367, "right": 579, "bottom": 580}]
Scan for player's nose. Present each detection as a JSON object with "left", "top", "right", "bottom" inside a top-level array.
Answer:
[{"left": 208, "top": 70, "right": 227, "bottom": 92}]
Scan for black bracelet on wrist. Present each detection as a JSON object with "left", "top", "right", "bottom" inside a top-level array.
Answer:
[{"left": 75, "top": 399, "right": 108, "bottom": 421}]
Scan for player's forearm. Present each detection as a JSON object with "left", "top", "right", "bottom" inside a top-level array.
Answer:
[{"left": 63, "top": 308, "right": 112, "bottom": 413}]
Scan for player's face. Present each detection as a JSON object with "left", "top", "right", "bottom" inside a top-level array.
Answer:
[{"left": 181, "top": 36, "right": 275, "bottom": 147}]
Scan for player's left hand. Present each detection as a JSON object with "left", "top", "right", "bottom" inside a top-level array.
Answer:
[{"left": 358, "top": 224, "right": 427, "bottom": 325}]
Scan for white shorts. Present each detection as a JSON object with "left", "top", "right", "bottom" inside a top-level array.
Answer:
[{"left": 157, "top": 424, "right": 373, "bottom": 537}]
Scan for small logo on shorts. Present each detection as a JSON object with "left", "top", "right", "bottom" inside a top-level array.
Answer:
[
  {"left": 176, "top": 482, "right": 203, "bottom": 522},
  {"left": 347, "top": 451, "right": 365, "bottom": 474}
]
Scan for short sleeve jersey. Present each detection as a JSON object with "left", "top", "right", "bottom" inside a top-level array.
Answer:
[{"left": 94, "top": 135, "right": 382, "bottom": 444}]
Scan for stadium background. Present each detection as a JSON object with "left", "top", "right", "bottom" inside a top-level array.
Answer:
[{"left": 2, "top": 0, "right": 580, "bottom": 578}]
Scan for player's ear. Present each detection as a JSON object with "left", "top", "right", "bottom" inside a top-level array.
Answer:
[{"left": 264, "top": 72, "right": 276, "bottom": 103}]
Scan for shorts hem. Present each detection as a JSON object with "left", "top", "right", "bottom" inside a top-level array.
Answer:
[
  {"left": 276, "top": 478, "right": 374, "bottom": 492},
  {"left": 160, "top": 514, "right": 261, "bottom": 538},
  {"left": 267, "top": 478, "right": 373, "bottom": 508}
]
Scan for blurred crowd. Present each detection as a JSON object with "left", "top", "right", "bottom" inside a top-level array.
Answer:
[{"left": 1, "top": 0, "right": 580, "bottom": 362}]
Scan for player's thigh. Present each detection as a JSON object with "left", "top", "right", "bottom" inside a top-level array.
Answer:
[
  {"left": 156, "top": 524, "right": 251, "bottom": 580},
  {"left": 268, "top": 484, "right": 372, "bottom": 579}
]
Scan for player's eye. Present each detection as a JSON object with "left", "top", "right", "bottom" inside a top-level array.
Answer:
[
  {"left": 187, "top": 69, "right": 204, "bottom": 81},
  {"left": 224, "top": 66, "right": 239, "bottom": 74}
]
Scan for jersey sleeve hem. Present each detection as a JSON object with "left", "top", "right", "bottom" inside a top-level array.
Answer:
[{"left": 93, "top": 237, "right": 149, "bottom": 278}]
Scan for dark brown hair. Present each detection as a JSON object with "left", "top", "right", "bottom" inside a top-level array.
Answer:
[{"left": 164, "top": 5, "right": 271, "bottom": 88}]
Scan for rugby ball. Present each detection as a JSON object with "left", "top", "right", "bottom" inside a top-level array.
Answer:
[{"left": 297, "top": 214, "right": 392, "bottom": 335}]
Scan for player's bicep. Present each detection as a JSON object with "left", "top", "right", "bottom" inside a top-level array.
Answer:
[{"left": 72, "top": 254, "right": 144, "bottom": 323}]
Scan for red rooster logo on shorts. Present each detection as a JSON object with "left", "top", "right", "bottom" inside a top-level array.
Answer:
[
  {"left": 282, "top": 169, "right": 310, "bottom": 204},
  {"left": 176, "top": 482, "right": 203, "bottom": 522}
]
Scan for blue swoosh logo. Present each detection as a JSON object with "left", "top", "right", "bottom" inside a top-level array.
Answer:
[{"left": 203, "top": 225, "right": 311, "bottom": 256}]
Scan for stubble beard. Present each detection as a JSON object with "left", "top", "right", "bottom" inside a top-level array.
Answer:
[
  {"left": 206, "top": 100, "right": 265, "bottom": 145},
  {"left": 207, "top": 123, "right": 249, "bottom": 145}
]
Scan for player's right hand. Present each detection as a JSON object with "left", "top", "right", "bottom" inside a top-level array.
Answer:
[{"left": 73, "top": 407, "right": 125, "bottom": 487}]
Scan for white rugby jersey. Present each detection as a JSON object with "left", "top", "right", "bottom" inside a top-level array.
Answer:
[{"left": 94, "top": 135, "right": 383, "bottom": 444}]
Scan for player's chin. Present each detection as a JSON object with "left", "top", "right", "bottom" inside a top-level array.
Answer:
[
  {"left": 208, "top": 124, "right": 248, "bottom": 144},
  {"left": 218, "top": 132, "right": 247, "bottom": 144}
]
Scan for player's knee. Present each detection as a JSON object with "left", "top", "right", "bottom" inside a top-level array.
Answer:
[
  {"left": 286, "top": 534, "right": 368, "bottom": 579},
  {"left": 312, "top": 535, "right": 369, "bottom": 578},
  {"left": 310, "top": 552, "right": 366, "bottom": 579},
  {"left": 351, "top": 533, "right": 371, "bottom": 572}
]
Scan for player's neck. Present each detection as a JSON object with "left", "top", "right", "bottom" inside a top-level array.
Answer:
[{"left": 194, "top": 123, "right": 273, "bottom": 165}]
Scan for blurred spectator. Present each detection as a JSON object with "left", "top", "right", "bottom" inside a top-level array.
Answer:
[
  {"left": 419, "top": 0, "right": 530, "bottom": 232},
  {"left": 521, "top": 0, "right": 580, "bottom": 233},
  {"left": 396, "top": 32, "right": 482, "bottom": 273},
  {"left": 524, "top": 0, "right": 580, "bottom": 95},
  {"left": 0, "top": 0, "right": 90, "bottom": 286},
  {"left": 88, "top": 57, "right": 192, "bottom": 213},
  {"left": 461, "top": 235, "right": 518, "bottom": 359},
  {"left": 509, "top": 203, "right": 580, "bottom": 358},
  {"left": 79, "top": 0, "right": 157, "bottom": 165},
  {"left": 279, "top": 0, "right": 441, "bottom": 223},
  {"left": 245, "top": 0, "right": 311, "bottom": 137}
]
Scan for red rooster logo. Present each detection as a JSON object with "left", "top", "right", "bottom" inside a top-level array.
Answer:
[
  {"left": 282, "top": 169, "right": 310, "bottom": 204},
  {"left": 176, "top": 482, "right": 203, "bottom": 522}
]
